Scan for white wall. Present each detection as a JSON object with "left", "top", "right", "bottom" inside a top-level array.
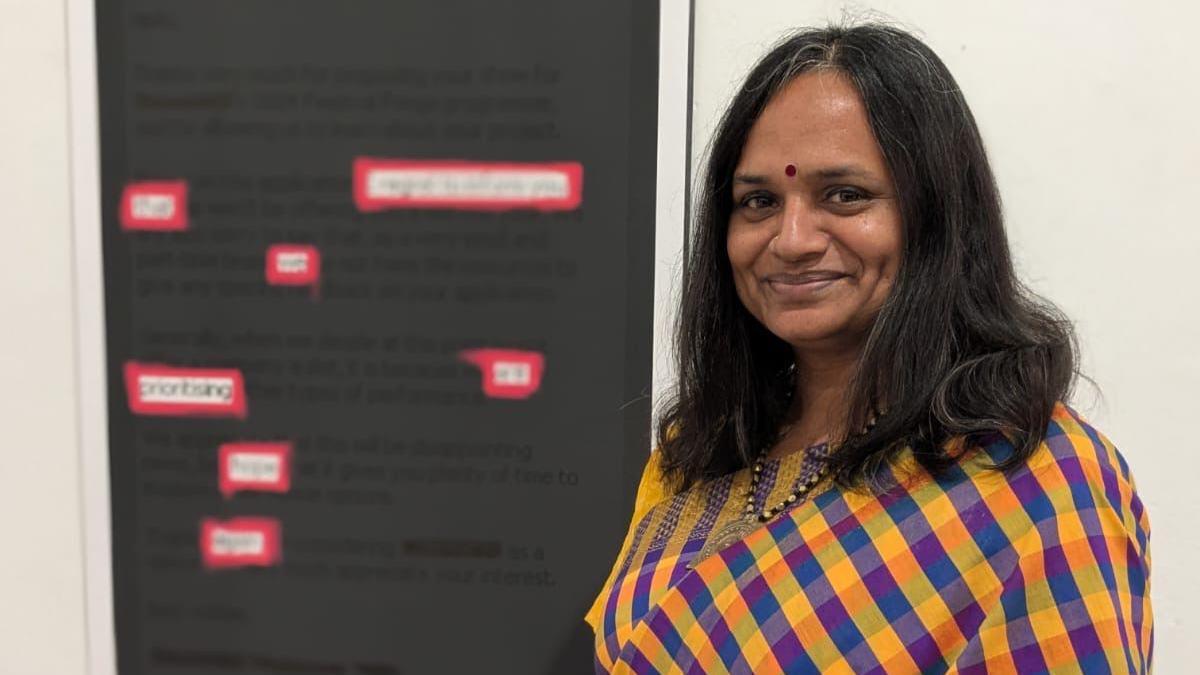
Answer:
[
  {"left": 0, "top": 0, "right": 89, "bottom": 672},
  {"left": 693, "top": 1, "right": 1199, "bottom": 670}
]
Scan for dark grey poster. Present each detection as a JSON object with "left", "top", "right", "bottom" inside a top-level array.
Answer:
[{"left": 96, "top": 2, "right": 658, "bottom": 673}]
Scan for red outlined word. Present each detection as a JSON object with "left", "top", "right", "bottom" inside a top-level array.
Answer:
[
  {"left": 265, "top": 244, "right": 321, "bottom": 287},
  {"left": 120, "top": 180, "right": 188, "bottom": 231},
  {"left": 218, "top": 442, "right": 292, "bottom": 498},
  {"left": 124, "top": 362, "right": 247, "bottom": 418},
  {"left": 200, "top": 517, "right": 281, "bottom": 569},
  {"left": 459, "top": 349, "right": 545, "bottom": 399},
  {"left": 354, "top": 158, "right": 583, "bottom": 212}
]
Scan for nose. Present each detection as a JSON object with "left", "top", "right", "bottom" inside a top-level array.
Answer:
[{"left": 769, "top": 197, "right": 829, "bottom": 262}]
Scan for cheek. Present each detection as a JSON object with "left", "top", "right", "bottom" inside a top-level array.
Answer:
[
  {"left": 866, "top": 240, "right": 902, "bottom": 313},
  {"left": 725, "top": 227, "right": 762, "bottom": 296},
  {"left": 857, "top": 214, "right": 903, "bottom": 281},
  {"left": 869, "top": 238, "right": 901, "bottom": 282},
  {"left": 878, "top": 222, "right": 903, "bottom": 283}
]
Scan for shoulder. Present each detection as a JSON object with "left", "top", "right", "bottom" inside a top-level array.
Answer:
[
  {"left": 629, "top": 448, "right": 672, "bottom": 524},
  {"left": 955, "top": 402, "right": 1150, "bottom": 556},
  {"left": 879, "top": 402, "right": 1150, "bottom": 563},
  {"left": 885, "top": 404, "right": 1155, "bottom": 671},
  {"left": 970, "top": 402, "right": 1142, "bottom": 504},
  {"left": 628, "top": 420, "right": 685, "bottom": 519},
  {"left": 1026, "top": 402, "right": 1129, "bottom": 474}
]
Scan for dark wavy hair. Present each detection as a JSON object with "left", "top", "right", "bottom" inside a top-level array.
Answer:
[{"left": 656, "top": 23, "right": 1078, "bottom": 493}]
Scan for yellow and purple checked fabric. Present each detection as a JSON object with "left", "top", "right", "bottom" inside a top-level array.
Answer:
[{"left": 586, "top": 403, "right": 1152, "bottom": 673}]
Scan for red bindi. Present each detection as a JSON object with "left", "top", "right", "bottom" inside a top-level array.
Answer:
[{"left": 785, "top": 164, "right": 797, "bottom": 177}]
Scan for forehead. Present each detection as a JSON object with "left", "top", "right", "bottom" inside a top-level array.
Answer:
[{"left": 738, "top": 70, "right": 883, "bottom": 171}]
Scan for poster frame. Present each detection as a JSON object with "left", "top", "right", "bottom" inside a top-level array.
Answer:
[{"left": 66, "top": 1, "right": 693, "bottom": 672}]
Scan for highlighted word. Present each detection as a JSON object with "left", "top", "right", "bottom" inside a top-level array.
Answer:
[
  {"left": 265, "top": 244, "right": 321, "bottom": 287},
  {"left": 218, "top": 442, "right": 292, "bottom": 498},
  {"left": 354, "top": 158, "right": 583, "bottom": 212},
  {"left": 200, "top": 517, "right": 281, "bottom": 569},
  {"left": 124, "top": 362, "right": 247, "bottom": 418},
  {"left": 120, "top": 180, "right": 188, "bottom": 231},
  {"left": 459, "top": 349, "right": 545, "bottom": 399}
]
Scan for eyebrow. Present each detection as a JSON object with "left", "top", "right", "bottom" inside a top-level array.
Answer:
[{"left": 733, "top": 165, "right": 875, "bottom": 185}]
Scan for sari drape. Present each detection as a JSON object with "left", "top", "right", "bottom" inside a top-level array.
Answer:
[{"left": 587, "top": 404, "right": 1152, "bottom": 673}]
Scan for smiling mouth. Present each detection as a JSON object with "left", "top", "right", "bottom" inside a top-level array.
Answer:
[
  {"left": 764, "top": 272, "right": 848, "bottom": 298},
  {"left": 766, "top": 271, "right": 846, "bottom": 284}
]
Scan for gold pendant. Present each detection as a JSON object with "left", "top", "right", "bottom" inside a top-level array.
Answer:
[{"left": 689, "top": 516, "right": 763, "bottom": 569}]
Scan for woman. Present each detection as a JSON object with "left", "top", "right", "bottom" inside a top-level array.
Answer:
[{"left": 587, "top": 24, "right": 1151, "bottom": 674}]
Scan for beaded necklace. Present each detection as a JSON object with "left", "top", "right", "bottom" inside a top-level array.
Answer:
[
  {"left": 687, "top": 410, "right": 881, "bottom": 569},
  {"left": 747, "top": 440, "right": 832, "bottom": 521},
  {"left": 689, "top": 430, "right": 832, "bottom": 568}
]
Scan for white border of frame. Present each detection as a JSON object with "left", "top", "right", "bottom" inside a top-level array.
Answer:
[
  {"left": 653, "top": 0, "right": 692, "bottom": 437},
  {"left": 66, "top": 0, "right": 116, "bottom": 671},
  {"left": 66, "top": 1, "right": 692, "bottom": 671}
]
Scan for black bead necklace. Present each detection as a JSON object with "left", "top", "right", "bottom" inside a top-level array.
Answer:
[
  {"left": 689, "top": 430, "right": 831, "bottom": 568},
  {"left": 689, "top": 418, "right": 876, "bottom": 568},
  {"left": 747, "top": 441, "right": 831, "bottom": 522}
]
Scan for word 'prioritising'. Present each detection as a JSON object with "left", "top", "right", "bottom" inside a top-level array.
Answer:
[{"left": 124, "top": 362, "right": 247, "bottom": 418}]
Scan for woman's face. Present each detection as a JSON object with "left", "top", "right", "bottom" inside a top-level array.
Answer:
[{"left": 727, "top": 70, "right": 902, "bottom": 355}]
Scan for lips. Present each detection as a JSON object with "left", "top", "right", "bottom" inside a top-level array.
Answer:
[
  {"left": 764, "top": 271, "right": 848, "bottom": 285},
  {"left": 763, "top": 271, "right": 848, "bottom": 299}
]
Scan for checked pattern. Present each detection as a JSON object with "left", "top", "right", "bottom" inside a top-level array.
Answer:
[{"left": 587, "top": 404, "right": 1152, "bottom": 673}]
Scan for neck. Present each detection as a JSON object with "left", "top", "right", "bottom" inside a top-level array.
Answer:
[{"left": 785, "top": 345, "right": 862, "bottom": 445}]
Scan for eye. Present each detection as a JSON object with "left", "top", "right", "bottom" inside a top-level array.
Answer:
[
  {"left": 737, "top": 191, "right": 777, "bottom": 211},
  {"left": 830, "top": 184, "right": 868, "bottom": 204}
]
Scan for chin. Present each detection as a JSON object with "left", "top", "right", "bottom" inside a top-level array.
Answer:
[
  {"left": 762, "top": 313, "right": 859, "bottom": 350},
  {"left": 766, "top": 322, "right": 844, "bottom": 347}
]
